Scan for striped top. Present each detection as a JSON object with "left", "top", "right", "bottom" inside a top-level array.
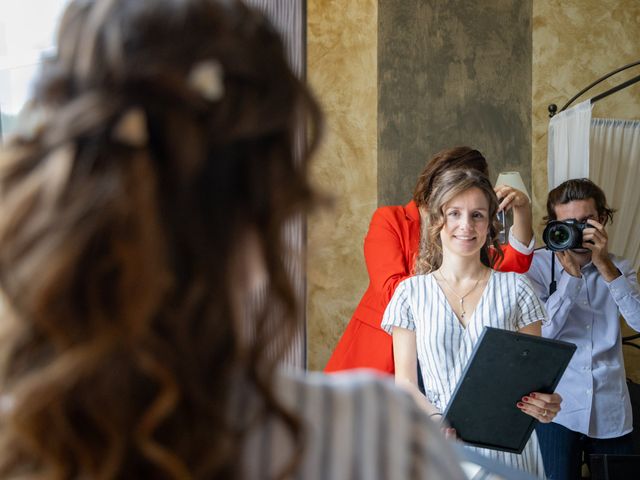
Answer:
[
  {"left": 237, "top": 369, "right": 466, "bottom": 480},
  {"left": 381, "top": 270, "right": 548, "bottom": 479}
]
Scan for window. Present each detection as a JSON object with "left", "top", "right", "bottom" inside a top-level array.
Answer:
[{"left": 0, "top": 0, "right": 69, "bottom": 139}]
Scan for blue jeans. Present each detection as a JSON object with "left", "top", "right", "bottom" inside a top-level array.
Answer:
[{"left": 535, "top": 422, "right": 634, "bottom": 479}]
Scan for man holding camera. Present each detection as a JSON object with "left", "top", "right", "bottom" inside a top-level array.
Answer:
[{"left": 526, "top": 178, "right": 640, "bottom": 479}]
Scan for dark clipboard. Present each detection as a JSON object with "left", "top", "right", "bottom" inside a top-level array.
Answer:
[{"left": 442, "top": 327, "right": 576, "bottom": 454}]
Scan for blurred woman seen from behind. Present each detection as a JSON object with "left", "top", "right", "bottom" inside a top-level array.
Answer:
[{"left": 0, "top": 1, "right": 465, "bottom": 479}]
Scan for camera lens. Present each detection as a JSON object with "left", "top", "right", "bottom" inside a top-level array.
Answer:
[
  {"left": 542, "top": 220, "right": 580, "bottom": 251},
  {"left": 549, "top": 227, "right": 570, "bottom": 244}
]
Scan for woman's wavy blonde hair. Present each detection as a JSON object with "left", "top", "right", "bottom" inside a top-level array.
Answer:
[
  {"left": 0, "top": 0, "right": 322, "bottom": 478},
  {"left": 414, "top": 169, "right": 504, "bottom": 274}
]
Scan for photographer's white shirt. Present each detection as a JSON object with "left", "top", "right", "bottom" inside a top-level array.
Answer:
[{"left": 526, "top": 249, "right": 640, "bottom": 438}]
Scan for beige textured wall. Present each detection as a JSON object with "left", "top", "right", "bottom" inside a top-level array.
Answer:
[
  {"left": 306, "top": 1, "right": 377, "bottom": 370},
  {"left": 531, "top": 0, "right": 640, "bottom": 238},
  {"left": 532, "top": 0, "right": 640, "bottom": 380}
]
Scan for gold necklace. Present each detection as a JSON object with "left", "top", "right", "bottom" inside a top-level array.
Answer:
[{"left": 437, "top": 269, "right": 487, "bottom": 319}]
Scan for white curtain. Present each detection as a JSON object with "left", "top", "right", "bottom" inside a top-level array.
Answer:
[
  {"left": 590, "top": 119, "right": 640, "bottom": 271},
  {"left": 547, "top": 100, "right": 593, "bottom": 189}
]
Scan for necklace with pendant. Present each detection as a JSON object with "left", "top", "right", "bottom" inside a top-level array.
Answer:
[{"left": 437, "top": 269, "right": 487, "bottom": 319}]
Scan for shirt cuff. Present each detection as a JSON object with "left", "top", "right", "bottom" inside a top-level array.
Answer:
[
  {"left": 557, "top": 272, "right": 582, "bottom": 300},
  {"left": 508, "top": 229, "right": 535, "bottom": 255},
  {"left": 607, "top": 273, "right": 634, "bottom": 301}
]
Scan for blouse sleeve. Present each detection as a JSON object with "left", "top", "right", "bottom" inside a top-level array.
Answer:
[
  {"left": 515, "top": 274, "right": 548, "bottom": 329},
  {"left": 381, "top": 280, "right": 415, "bottom": 334},
  {"left": 492, "top": 242, "right": 533, "bottom": 274}
]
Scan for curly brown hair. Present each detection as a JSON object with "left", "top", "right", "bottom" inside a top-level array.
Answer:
[
  {"left": 0, "top": 0, "right": 322, "bottom": 478},
  {"left": 412, "top": 146, "right": 489, "bottom": 209},
  {"left": 414, "top": 169, "right": 503, "bottom": 274}
]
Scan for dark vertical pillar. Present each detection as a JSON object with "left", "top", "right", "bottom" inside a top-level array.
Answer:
[{"left": 378, "top": 0, "right": 532, "bottom": 206}]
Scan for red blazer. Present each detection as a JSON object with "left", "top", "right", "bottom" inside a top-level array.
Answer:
[{"left": 324, "top": 200, "right": 533, "bottom": 374}]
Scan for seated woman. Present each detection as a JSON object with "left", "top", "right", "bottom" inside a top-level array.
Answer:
[
  {"left": 325, "top": 146, "right": 535, "bottom": 374},
  {"left": 0, "top": 0, "right": 467, "bottom": 478},
  {"left": 381, "top": 168, "right": 562, "bottom": 479}
]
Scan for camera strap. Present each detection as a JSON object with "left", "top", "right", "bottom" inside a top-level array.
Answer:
[{"left": 549, "top": 251, "right": 557, "bottom": 295}]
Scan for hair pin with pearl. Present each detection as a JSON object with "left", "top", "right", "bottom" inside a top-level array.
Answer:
[
  {"left": 187, "top": 60, "right": 224, "bottom": 101},
  {"left": 112, "top": 107, "right": 148, "bottom": 147}
]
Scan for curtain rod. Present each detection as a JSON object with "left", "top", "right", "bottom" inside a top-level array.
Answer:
[
  {"left": 590, "top": 74, "right": 640, "bottom": 104},
  {"left": 548, "top": 60, "right": 640, "bottom": 118}
]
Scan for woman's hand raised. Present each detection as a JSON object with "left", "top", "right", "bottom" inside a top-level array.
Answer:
[{"left": 494, "top": 185, "right": 530, "bottom": 213}]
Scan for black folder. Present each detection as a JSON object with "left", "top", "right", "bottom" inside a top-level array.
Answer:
[{"left": 442, "top": 327, "right": 576, "bottom": 453}]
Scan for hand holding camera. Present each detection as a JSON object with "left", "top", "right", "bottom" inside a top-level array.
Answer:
[
  {"left": 543, "top": 218, "right": 620, "bottom": 281},
  {"left": 555, "top": 250, "right": 582, "bottom": 278},
  {"left": 580, "top": 219, "right": 621, "bottom": 281}
]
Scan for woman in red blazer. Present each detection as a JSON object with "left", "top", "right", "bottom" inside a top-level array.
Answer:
[{"left": 325, "top": 147, "right": 534, "bottom": 374}]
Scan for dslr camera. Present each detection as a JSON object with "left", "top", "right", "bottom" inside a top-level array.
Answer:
[{"left": 542, "top": 219, "right": 589, "bottom": 251}]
